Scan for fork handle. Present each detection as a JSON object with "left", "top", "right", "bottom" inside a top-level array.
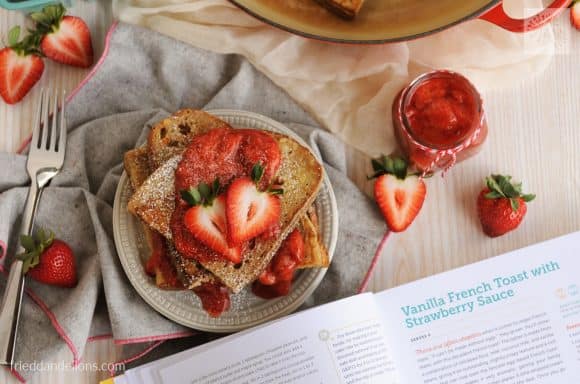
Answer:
[{"left": 0, "top": 181, "right": 42, "bottom": 366}]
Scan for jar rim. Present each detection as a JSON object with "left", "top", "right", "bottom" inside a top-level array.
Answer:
[{"left": 400, "top": 70, "right": 484, "bottom": 151}]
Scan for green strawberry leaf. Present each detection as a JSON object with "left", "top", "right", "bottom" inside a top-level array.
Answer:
[
  {"left": 251, "top": 163, "right": 264, "bottom": 184},
  {"left": 485, "top": 191, "right": 502, "bottom": 199},
  {"left": 212, "top": 179, "right": 221, "bottom": 195},
  {"left": 269, "top": 188, "right": 284, "bottom": 195},
  {"left": 19, "top": 234, "right": 36, "bottom": 252},
  {"left": 17, "top": 249, "right": 40, "bottom": 273},
  {"left": 522, "top": 193, "right": 536, "bottom": 202},
  {"left": 371, "top": 158, "right": 383, "bottom": 173},
  {"left": 198, "top": 183, "right": 211, "bottom": 200},
  {"left": 486, "top": 176, "right": 505, "bottom": 197},
  {"left": 180, "top": 188, "right": 201, "bottom": 206},
  {"left": 368, "top": 155, "right": 412, "bottom": 180},
  {"left": 8, "top": 26, "right": 20, "bottom": 47},
  {"left": 384, "top": 157, "right": 395, "bottom": 174},
  {"left": 15, "top": 228, "right": 58, "bottom": 274},
  {"left": 38, "top": 228, "right": 47, "bottom": 244},
  {"left": 30, "top": 12, "right": 50, "bottom": 27},
  {"left": 371, "top": 159, "right": 385, "bottom": 173},
  {"left": 502, "top": 183, "right": 519, "bottom": 198},
  {"left": 22, "top": 257, "right": 32, "bottom": 274},
  {"left": 483, "top": 174, "right": 534, "bottom": 207},
  {"left": 393, "top": 157, "right": 407, "bottom": 180}
]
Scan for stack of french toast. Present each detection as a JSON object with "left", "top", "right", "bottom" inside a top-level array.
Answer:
[{"left": 123, "top": 109, "right": 330, "bottom": 317}]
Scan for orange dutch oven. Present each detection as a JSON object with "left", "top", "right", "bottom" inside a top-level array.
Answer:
[{"left": 229, "top": 0, "right": 571, "bottom": 43}]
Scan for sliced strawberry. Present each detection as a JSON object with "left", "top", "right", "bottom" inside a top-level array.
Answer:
[
  {"left": 226, "top": 177, "right": 281, "bottom": 245},
  {"left": 375, "top": 174, "right": 426, "bottom": 232},
  {"left": 32, "top": 5, "right": 93, "bottom": 68},
  {"left": 184, "top": 195, "right": 242, "bottom": 264},
  {"left": 0, "top": 27, "right": 44, "bottom": 105},
  {"left": 572, "top": 1, "right": 580, "bottom": 30},
  {"left": 370, "top": 155, "right": 427, "bottom": 232}
]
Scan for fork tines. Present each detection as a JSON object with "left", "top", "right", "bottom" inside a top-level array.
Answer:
[{"left": 30, "top": 89, "right": 67, "bottom": 154}]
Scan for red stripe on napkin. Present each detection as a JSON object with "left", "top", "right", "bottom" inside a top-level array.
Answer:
[
  {"left": 114, "top": 331, "right": 195, "bottom": 345},
  {"left": 87, "top": 333, "right": 113, "bottom": 343},
  {"left": 108, "top": 340, "right": 165, "bottom": 377},
  {"left": 357, "top": 231, "right": 391, "bottom": 293}
]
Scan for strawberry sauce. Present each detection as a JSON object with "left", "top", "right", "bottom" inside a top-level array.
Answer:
[
  {"left": 252, "top": 229, "right": 305, "bottom": 299},
  {"left": 171, "top": 127, "right": 281, "bottom": 263},
  {"left": 193, "top": 282, "right": 231, "bottom": 317},
  {"left": 145, "top": 232, "right": 183, "bottom": 289},
  {"left": 405, "top": 77, "right": 477, "bottom": 148},
  {"left": 393, "top": 70, "right": 487, "bottom": 172}
]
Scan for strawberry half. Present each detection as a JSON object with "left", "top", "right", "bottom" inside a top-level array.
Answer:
[
  {"left": 182, "top": 181, "right": 242, "bottom": 264},
  {"left": 572, "top": 1, "right": 580, "bottom": 30},
  {"left": 31, "top": 4, "right": 93, "bottom": 68},
  {"left": 369, "top": 155, "right": 427, "bottom": 232},
  {"left": 18, "top": 229, "right": 77, "bottom": 288},
  {"left": 477, "top": 174, "right": 535, "bottom": 237},
  {"left": 226, "top": 164, "right": 282, "bottom": 246},
  {"left": 0, "top": 26, "right": 44, "bottom": 105}
]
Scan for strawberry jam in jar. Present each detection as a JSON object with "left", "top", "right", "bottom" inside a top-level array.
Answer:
[{"left": 393, "top": 70, "right": 487, "bottom": 173}]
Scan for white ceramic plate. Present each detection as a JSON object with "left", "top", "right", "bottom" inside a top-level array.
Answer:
[{"left": 112, "top": 109, "right": 338, "bottom": 332}]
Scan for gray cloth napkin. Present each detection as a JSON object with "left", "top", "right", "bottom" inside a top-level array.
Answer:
[{"left": 0, "top": 22, "right": 385, "bottom": 380}]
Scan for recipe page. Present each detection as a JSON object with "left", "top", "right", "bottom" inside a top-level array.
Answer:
[
  {"left": 128, "top": 293, "right": 399, "bottom": 384},
  {"left": 375, "top": 231, "right": 580, "bottom": 384}
]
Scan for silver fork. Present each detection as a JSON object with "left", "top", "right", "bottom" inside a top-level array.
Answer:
[{"left": 0, "top": 89, "right": 67, "bottom": 366}]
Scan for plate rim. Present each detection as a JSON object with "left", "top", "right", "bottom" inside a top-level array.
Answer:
[{"left": 112, "top": 109, "right": 338, "bottom": 332}]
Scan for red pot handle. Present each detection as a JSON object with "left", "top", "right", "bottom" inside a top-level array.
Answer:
[{"left": 478, "top": 0, "right": 571, "bottom": 32}]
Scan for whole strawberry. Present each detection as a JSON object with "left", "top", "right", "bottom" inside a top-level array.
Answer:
[
  {"left": 477, "top": 174, "right": 535, "bottom": 237},
  {"left": 0, "top": 26, "right": 44, "bottom": 104},
  {"left": 18, "top": 229, "right": 77, "bottom": 288},
  {"left": 571, "top": 0, "right": 579, "bottom": 30},
  {"left": 31, "top": 4, "right": 93, "bottom": 68},
  {"left": 369, "top": 155, "right": 427, "bottom": 232}
]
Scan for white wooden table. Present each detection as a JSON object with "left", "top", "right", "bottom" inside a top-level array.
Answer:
[{"left": 0, "top": 2, "right": 578, "bottom": 383}]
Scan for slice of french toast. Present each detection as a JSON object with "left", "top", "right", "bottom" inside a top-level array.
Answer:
[
  {"left": 124, "top": 146, "right": 217, "bottom": 289},
  {"left": 127, "top": 111, "right": 325, "bottom": 293},
  {"left": 147, "top": 109, "right": 232, "bottom": 170}
]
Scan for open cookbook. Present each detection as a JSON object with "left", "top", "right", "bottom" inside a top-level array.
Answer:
[{"left": 104, "top": 231, "right": 580, "bottom": 384}]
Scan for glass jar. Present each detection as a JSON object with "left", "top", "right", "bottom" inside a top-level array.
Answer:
[{"left": 392, "top": 70, "right": 488, "bottom": 174}]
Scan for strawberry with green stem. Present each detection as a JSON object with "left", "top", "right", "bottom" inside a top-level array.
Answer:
[
  {"left": 31, "top": 4, "right": 93, "bottom": 68},
  {"left": 360, "top": 155, "right": 428, "bottom": 292},
  {"left": 182, "top": 180, "right": 242, "bottom": 264},
  {"left": 18, "top": 229, "right": 77, "bottom": 288},
  {"left": 0, "top": 26, "right": 44, "bottom": 105},
  {"left": 369, "top": 155, "right": 427, "bottom": 232},
  {"left": 477, "top": 174, "right": 535, "bottom": 237}
]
